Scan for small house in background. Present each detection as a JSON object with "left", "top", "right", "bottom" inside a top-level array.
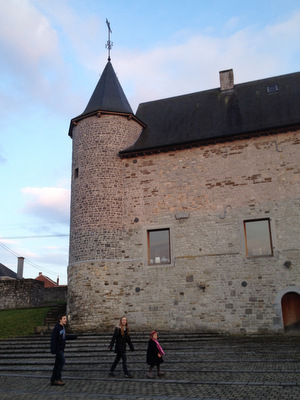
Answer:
[
  {"left": 0, "top": 263, "right": 17, "bottom": 280},
  {"left": 0, "top": 264, "right": 67, "bottom": 310},
  {"left": 35, "top": 272, "right": 59, "bottom": 288}
]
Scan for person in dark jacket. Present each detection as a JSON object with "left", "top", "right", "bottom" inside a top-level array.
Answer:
[
  {"left": 108, "top": 316, "right": 134, "bottom": 378},
  {"left": 50, "top": 314, "right": 76, "bottom": 386},
  {"left": 146, "top": 331, "right": 165, "bottom": 378}
]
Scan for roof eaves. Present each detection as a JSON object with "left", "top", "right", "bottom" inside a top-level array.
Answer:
[
  {"left": 119, "top": 122, "right": 300, "bottom": 158},
  {"left": 68, "top": 110, "right": 146, "bottom": 138}
]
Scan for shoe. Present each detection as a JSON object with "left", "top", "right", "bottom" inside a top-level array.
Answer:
[
  {"left": 51, "top": 380, "right": 65, "bottom": 386},
  {"left": 147, "top": 373, "right": 153, "bottom": 379},
  {"left": 157, "top": 372, "right": 165, "bottom": 377},
  {"left": 125, "top": 374, "right": 133, "bottom": 378},
  {"left": 108, "top": 371, "right": 115, "bottom": 377}
]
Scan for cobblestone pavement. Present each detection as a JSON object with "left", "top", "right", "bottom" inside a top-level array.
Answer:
[{"left": 0, "top": 333, "right": 299, "bottom": 399}]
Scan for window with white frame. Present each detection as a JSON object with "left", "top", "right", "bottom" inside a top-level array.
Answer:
[
  {"left": 244, "top": 218, "right": 273, "bottom": 258},
  {"left": 147, "top": 228, "right": 171, "bottom": 265}
]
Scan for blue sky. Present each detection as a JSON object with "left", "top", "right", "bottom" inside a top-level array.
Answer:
[{"left": 0, "top": 0, "right": 299, "bottom": 285}]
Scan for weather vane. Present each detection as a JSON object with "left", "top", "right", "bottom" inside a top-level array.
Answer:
[{"left": 105, "top": 19, "right": 113, "bottom": 61}]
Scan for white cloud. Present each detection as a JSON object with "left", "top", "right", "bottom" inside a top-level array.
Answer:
[
  {"left": 21, "top": 186, "right": 70, "bottom": 224},
  {"left": 0, "top": 238, "right": 19, "bottom": 246},
  {"left": 32, "top": 0, "right": 105, "bottom": 70},
  {"left": 223, "top": 16, "right": 241, "bottom": 34},
  {"left": 0, "top": 0, "right": 60, "bottom": 81},
  {"left": 1, "top": 1, "right": 57, "bottom": 60},
  {"left": 0, "top": 0, "right": 73, "bottom": 116},
  {"left": 1, "top": 1, "right": 299, "bottom": 117},
  {"left": 116, "top": 11, "right": 300, "bottom": 111}
]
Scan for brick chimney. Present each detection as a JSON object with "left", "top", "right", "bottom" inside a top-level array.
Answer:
[
  {"left": 57, "top": 276, "right": 59, "bottom": 285},
  {"left": 219, "top": 69, "right": 234, "bottom": 91},
  {"left": 17, "top": 257, "right": 24, "bottom": 279}
]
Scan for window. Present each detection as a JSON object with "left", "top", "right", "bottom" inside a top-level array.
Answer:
[
  {"left": 147, "top": 228, "right": 171, "bottom": 265},
  {"left": 244, "top": 218, "right": 273, "bottom": 258},
  {"left": 74, "top": 167, "right": 79, "bottom": 179},
  {"left": 266, "top": 84, "right": 279, "bottom": 94}
]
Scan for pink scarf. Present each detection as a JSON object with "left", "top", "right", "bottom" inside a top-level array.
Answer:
[{"left": 152, "top": 339, "right": 165, "bottom": 356}]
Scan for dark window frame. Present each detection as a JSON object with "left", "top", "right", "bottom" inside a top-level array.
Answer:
[
  {"left": 244, "top": 218, "right": 274, "bottom": 258},
  {"left": 147, "top": 228, "right": 171, "bottom": 266}
]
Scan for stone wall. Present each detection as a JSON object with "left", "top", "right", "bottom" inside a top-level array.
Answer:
[
  {"left": 69, "top": 115, "right": 142, "bottom": 263},
  {"left": 44, "top": 286, "right": 68, "bottom": 303},
  {"left": 68, "top": 130, "right": 300, "bottom": 334},
  {"left": 0, "top": 279, "right": 44, "bottom": 310}
]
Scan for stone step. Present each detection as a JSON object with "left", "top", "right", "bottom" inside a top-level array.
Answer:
[
  {"left": 34, "top": 303, "right": 67, "bottom": 334},
  {"left": 0, "top": 333, "right": 299, "bottom": 389},
  {"left": 0, "top": 333, "right": 298, "bottom": 354},
  {"left": 0, "top": 332, "right": 227, "bottom": 353},
  {"left": 0, "top": 333, "right": 299, "bottom": 399}
]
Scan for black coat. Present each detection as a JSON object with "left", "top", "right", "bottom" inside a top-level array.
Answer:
[
  {"left": 50, "top": 323, "right": 66, "bottom": 354},
  {"left": 109, "top": 327, "right": 134, "bottom": 354},
  {"left": 146, "top": 339, "right": 164, "bottom": 366},
  {"left": 50, "top": 323, "right": 77, "bottom": 354}
]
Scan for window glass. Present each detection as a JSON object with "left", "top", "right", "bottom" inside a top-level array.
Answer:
[
  {"left": 148, "top": 229, "right": 171, "bottom": 265},
  {"left": 266, "top": 84, "right": 279, "bottom": 94},
  {"left": 244, "top": 219, "right": 273, "bottom": 257}
]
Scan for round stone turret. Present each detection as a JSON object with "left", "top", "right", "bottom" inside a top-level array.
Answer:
[{"left": 67, "top": 62, "right": 143, "bottom": 330}]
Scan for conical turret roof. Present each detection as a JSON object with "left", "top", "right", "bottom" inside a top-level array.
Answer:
[{"left": 81, "top": 61, "right": 133, "bottom": 116}]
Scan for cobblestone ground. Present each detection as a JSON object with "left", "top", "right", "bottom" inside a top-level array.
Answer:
[{"left": 0, "top": 333, "right": 299, "bottom": 399}]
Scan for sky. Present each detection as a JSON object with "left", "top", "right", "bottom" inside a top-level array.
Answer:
[{"left": 0, "top": 0, "right": 299, "bottom": 285}]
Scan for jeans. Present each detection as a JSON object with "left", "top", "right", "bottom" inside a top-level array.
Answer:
[
  {"left": 51, "top": 350, "right": 65, "bottom": 382},
  {"left": 110, "top": 353, "right": 129, "bottom": 375}
]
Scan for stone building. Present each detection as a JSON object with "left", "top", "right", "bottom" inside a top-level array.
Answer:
[{"left": 67, "top": 61, "right": 300, "bottom": 334}]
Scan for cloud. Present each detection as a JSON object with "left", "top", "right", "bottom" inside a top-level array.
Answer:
[
  {"left": 21, "top": 186, "right": 70, "bottom": 224},
  {"left": 1, "top": 1, "right": 299, "bottom": 117},
  {"left": 223, "top": 16, "right": 241, "bottom": 34},
  {"left": 0, "top": 1, "right": 60, "bottom": 85},
  {"left": 32, "top": 0, "right": 105, "bottom": 70},
  {"left": 0, "top": 0, "right": 75, "bottom": 117},
  {"left": 115, "top": 10, "right": 300, "bottom": 111},
  {"left": 1, "top": 1, "right": 299, "bottom": 122}
]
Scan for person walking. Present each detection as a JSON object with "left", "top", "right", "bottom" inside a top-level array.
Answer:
[
  {"left": 146, "top": 331, "right": 165, "bottom": 378},
  {"left": 108, "top": 316, "right": 134, "bottom": 378},
  {"left": 50, "top": 314, "right": 76, "bottom": 386},
  {"left": 50, "top": 314, "right": 68, "bottom": 386}
]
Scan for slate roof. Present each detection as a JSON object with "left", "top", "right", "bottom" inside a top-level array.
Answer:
[
  {"left": 0, "top": 263, "right": 17, "bottom": 279},
  {"left": 119, "top": 71, "right": 300, "bottom": 157},
  {"left": 82, "top": 61, "right": 133, "bottom": 116},
  {"left": 68, "top": 61, "right": 145, "bottom": 137}
]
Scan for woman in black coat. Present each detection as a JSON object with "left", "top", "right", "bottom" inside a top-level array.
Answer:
[
  {"left": 146, "top": 331, "right": 165, "bottom": 378},
  {"left": 108, "top": 316, "right": 134, "bottom": 378}
]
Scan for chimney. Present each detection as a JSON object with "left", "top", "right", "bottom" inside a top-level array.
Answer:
[
  {"left": 219, "top": 69, "right": 234, "bottom": 91},
  {"left": 17, "top": 257, "right": 25, "bottom": 279},
  {"left": 57, "top": 276, "right": 59, "bottom": 285}
]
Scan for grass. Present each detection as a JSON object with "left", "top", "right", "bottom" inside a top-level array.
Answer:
[{"left": 0, "top": 307, "right": 51, "bottom": 339}]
